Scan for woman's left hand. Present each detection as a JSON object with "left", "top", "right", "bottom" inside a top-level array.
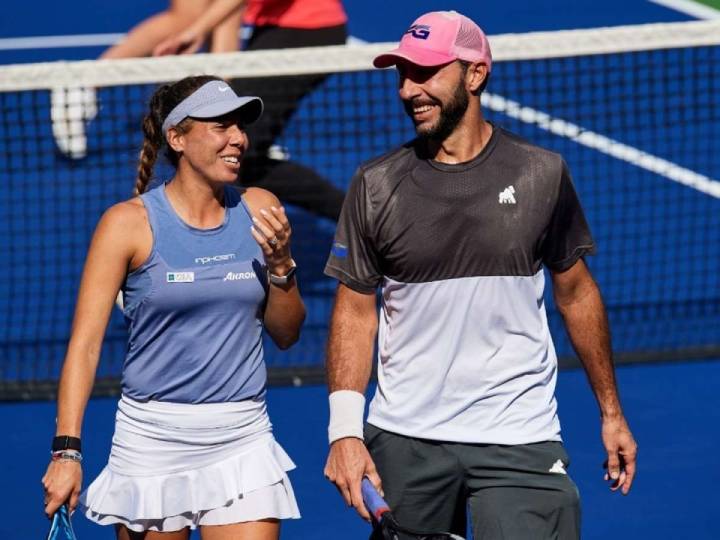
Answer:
[{"left": 250, "top": 206, "right": 294, "bottom": 276}]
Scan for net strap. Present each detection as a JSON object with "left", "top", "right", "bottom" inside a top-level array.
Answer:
[{"left": 1, "top": 19, "right": 720, "bottom": 91}]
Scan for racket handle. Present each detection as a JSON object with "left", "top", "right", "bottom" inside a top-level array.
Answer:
[
  {"left": 361, "top": 477, "right": 390, "bottom": 523},
  {"left": 46, "top": 503, "right": 78, "bottom": 540}
]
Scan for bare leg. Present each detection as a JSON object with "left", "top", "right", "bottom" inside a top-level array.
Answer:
[
  {"left": 201, "top": 519, "right": 280, "bottom": 540},
  {"left": 210, "top": 6, "right": 244, "bottom": 53},
  {"left": 102, "top": 0, "right": 212, "bottom": 59},
  {"left": 116, "top": 525, "right": 191, "bottom": 540}
]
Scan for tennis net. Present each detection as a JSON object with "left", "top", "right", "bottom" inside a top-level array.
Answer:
[{"left": 1, "top": 20, "right": 719, "bottom": 400}]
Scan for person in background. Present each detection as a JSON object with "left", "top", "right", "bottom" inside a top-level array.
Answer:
[
  {"left": 322, "top": 10, "right": 637, "bottom": 540},
  {"left": 154, "top": 0, "right": 349, "bottom": 220},
  {"left": 52, "top": 0, "right": 242, "bottom": 160},
  {"left": 42, "top": 75, "right": 304, "bottom": 539}
]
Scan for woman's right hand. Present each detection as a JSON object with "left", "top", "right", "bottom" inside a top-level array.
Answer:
[{"left": 42, "top": 460, "right": 82, "bottom": 518}]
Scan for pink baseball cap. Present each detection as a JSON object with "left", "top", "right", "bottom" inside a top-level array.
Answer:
[{"left": 373, "top": 11, "right": 492, "bottom": 72}]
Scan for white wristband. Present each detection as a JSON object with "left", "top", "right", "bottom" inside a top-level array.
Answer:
[{"left": 328, "top": 390, "right": 366, "bottom": 444}]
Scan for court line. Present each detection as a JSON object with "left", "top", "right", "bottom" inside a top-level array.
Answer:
[
  {"left": 648, "top": 0, "right": 720, "bottom": 18},
  {"left": 482, "top": 92, "right": 720, "bottom": 198},
  {"left": 0, "top": 33, "right": 124, "bottom": 50}
]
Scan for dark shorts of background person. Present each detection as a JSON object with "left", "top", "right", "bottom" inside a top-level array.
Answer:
[
  {"left": 231, "top": 24, "right": 347, "bottom": 220},
  {"left": 365, "top": 423, "right": 581, "bottom": 540}
]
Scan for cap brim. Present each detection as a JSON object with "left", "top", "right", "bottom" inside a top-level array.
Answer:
[
  {"left": 373, "top": 47, "right": 456, "bottom": 68},
  {"left": 189, "top": 96, "right": 264, "bottom": 125}
]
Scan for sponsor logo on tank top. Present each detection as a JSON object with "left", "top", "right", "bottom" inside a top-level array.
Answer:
[
  {"left": 223, "top": 271, "right": 257, "bottom": 281},
  {"left": 166, "top": 272, "right": 195, "bottom": 283},
  {"left": 195, "top": 253, "right": 236, "bottom": 265}
]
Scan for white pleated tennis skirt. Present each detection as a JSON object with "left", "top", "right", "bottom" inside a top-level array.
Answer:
[{"left": 79, "top": 394, "right": 300, "bottom": 532}]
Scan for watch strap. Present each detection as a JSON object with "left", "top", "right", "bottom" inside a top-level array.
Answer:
[
  {"left": 52, "top": 435, "right": 82, "bottom": 452},
  {"left": 268, "top": 260, "right": 297, "bottom": 285}
]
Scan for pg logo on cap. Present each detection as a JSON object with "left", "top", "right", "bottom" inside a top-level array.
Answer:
[{"left": 405, "top": 24, "right": 431, "bottom": 40}]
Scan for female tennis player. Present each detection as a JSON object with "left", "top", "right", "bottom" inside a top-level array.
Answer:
[{"left": 42, "top": 75, "right": 305, "bottom": 539}]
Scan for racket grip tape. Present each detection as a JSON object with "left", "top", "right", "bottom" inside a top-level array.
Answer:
[{"left": 361, "top": 477, "right": 390, "bottom": 523}]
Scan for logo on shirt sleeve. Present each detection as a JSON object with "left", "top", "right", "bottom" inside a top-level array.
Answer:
[{"left": 331, "top": 242, "right": 348, "bottom": 259}]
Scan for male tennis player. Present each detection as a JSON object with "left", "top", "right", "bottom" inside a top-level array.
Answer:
[{"left": 323, "top": 10, "right": 637, "bottom": 539}]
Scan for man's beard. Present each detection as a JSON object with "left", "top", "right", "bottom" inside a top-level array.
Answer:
[{"left": 404, "top": 81, "right": 469, "bottom": 142}]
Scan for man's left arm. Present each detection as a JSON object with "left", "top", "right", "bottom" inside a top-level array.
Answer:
[{"left": 552, "top": 259, "right": 637, "bottom": 495}]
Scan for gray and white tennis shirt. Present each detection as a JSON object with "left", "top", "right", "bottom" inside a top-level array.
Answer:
[{"left": 325, "top": 127, "right": 595, "bottom": 445}]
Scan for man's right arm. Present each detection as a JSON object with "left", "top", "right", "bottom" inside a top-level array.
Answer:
[{"left": 324, "top": 283, "right": 380, "bottom": 521}]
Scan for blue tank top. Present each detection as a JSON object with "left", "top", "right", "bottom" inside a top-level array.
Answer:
[{"left": 121, "top": 183, "right": 267, "bottom": 403}]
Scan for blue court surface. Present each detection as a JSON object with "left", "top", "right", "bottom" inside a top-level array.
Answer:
[
  {"left": 2, "top": 1, "right": 719, "bottom": 539},
  {"left": 5, "top": 359, "right": 720, "bottom": 539}
]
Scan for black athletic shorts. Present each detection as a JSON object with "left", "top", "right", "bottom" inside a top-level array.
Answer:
[{"left": 365, "top": 423, "right": 581, "bottom": 540}]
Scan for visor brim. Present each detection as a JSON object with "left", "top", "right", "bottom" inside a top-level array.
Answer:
[{"left": 189, "top": 96, "right": 264, "bottom": 125}]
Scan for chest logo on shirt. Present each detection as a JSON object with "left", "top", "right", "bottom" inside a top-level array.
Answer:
[
  {"left": 167, "top": 272, "right": 195, "bottom": 283},
  {"left": 223, "top": 271, "right": 257, "bottom": 281},
  {"left": 499, "top": 185, "right": 516, "bottom": 204},
  {"left": 195, "top": 253, "right": 236, "bottom": 265}
]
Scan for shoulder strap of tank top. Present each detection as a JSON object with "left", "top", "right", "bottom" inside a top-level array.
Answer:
[{"left": 138, "top": 186, "right": 163, "bottom": 248}]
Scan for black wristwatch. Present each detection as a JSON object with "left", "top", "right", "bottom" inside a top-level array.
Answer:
[{"left": 268, "top": 260, "right": 297, "bottom": 286}]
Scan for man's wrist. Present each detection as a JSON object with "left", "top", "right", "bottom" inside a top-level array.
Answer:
[
  {"left": 601, "top": 410, "right": 625, "bottom": 422},
  {"left": 328, "top": 390, "right": 365, "bottom": 444},
  {"left": 599, "top": 399, "right": 623, "bottom": 420}
]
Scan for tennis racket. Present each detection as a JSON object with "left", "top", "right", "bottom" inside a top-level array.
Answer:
[
  {"left": 46, "top": 504, "right": 78, "bottom": 540},
  {"left": 361, "top": 478, "right": 465, "bottom": 540}
]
